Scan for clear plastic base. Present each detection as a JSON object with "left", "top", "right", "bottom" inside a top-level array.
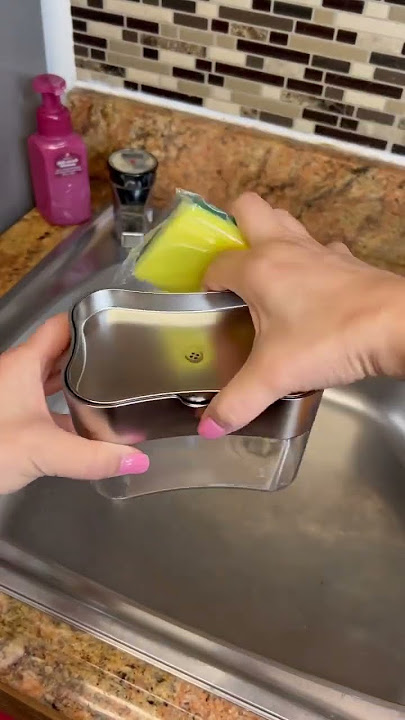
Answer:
[{"left": 94, "top": 432, "right": 310, "bottom": 500}]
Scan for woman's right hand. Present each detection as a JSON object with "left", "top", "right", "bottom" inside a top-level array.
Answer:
[{"left": 198, "top": 192, "right": 405, "bottom": 439}]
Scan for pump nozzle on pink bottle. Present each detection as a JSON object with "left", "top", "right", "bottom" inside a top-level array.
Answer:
[{"left": 28, "top": 74, "right": 91, "bottom": 226}]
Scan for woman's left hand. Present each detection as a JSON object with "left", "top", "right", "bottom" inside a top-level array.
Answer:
[{"left": 0, "top": 315, "right": 149, "bottom": 494}]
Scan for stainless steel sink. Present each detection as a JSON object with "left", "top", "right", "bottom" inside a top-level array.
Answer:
[{"left": 1, "top": 207, "right": 405, "bottom": 720}]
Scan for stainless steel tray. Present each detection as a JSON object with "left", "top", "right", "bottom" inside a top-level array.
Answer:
[{"left": 64, "top": 288, "right": 322, "bottom": 497}]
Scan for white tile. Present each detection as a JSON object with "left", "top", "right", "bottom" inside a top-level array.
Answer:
[
  {"left": 264, "top": 58, "right": 304, "bottom": 80},
  {"left": 294, "top": 118, "right": 316, "bottom": 134},
  {"left": 365, "top": 1, "right": 389, "bottom": 19},
  {"left": 210, "top": 85, "right": 232, "bottom": 101},
  {"left": 197, "top": 1, "right": 218, "bottom": 18},
  {"left": 76, "top": 67, "right": 92, "bottom": 81},
  {"left": 105, "top": 0, "right": 173, "bottom": 22},
  {"left": 350, "top": 62, "right": 375, "bottom": 80},
  {"left": 261, "top": 83, "right": 283, "bottom": 100},
  {"left": 355, "top": 32, "right": 403, "bottom": 54},
  {"left": 126, "top": 66, "right": 160, "bottom": 85},
  {"left": 160, "top": 76, "right": 179, "bottom": 91},
  {"left": 336, "top": 12, "right": 405, "bottom": 39},
  {"left": 205, "top": 98, "right": 240, "bottom": 115},
  {"left": 345, "top": 90, "right": 386, "bottom": 111},
  {"left": 86, "top": 21, "right": 123, "bottom": 40},
  {"left": 208, "top": 46, "right": 245, "bottom": 65},
  {"left": 160, "top": 50, "right": 196, "bottom": 69}
]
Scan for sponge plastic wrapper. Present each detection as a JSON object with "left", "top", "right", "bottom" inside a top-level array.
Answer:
[{"left": 114, "top": 189, "right": 248, "bottom": 293}]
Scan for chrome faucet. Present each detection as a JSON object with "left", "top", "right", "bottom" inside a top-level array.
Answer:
[{"left": 108, "top": 148, "right": 158, "bottom": 249}]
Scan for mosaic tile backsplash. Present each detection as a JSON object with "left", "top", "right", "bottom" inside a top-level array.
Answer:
[{"left": 71, "top": 0, "right": 405, "bottom": 155}]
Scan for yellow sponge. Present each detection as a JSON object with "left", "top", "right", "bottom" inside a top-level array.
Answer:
[{"left": 133, "top": 192, "right": 248, "bottom": 293}]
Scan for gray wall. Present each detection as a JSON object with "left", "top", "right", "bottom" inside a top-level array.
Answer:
[{"left": 0, "top": 0, "right": 47, "bottom": 232}]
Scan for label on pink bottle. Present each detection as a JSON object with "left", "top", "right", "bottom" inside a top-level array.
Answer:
[{"left": 55, "top": 152, "right": 82, "bottom": 176}]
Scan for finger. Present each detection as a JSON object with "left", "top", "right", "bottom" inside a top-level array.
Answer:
[
  {"left": 198, "top": 342, "right": 282, "bottom": 436},
  {"left": 28, "top": 314, "right": 71, "bottom": 379},
  {"left": 51, "top": 413, "right": 75, "bottom": 432},
  {"left": 35, "top": 428, "right": 149, "bottom": 481},
  {"left": 204, "top": 249, "right": 246, "bottom": 293},
  {"left": 327, "top": 241, "right": 352, "bottom": 256},
  {"left": 231, "top": 193, "right": 311, "bottom": 248},
  {"left": 44, "top": 372, "right": 63, "bottom": 396}
]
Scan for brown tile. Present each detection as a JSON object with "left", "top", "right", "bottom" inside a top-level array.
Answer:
[
  {"left": 370, "top": 52, "right": 405, "bottom": 72},
  {"left": 246, "top": 54, "right": 264, "bottom": 70},
  {"left": 173, "top": 12, "right": 208, "bottom": 30},
  {"left": 144, "top": 46, "right": 159, "bottom": 59},
  {"left": 303, "top": 107, "right": 338, "bottom": 125},
  {"left": 237, "top": 39, "right": 309, "bottom": 64},
  {"left": 374, "top": 67, "right": 405, "bottom": 87},
  {"left": 211, "top": 19, "right": 229, "bottom": 33},
  {"left": 74, "top": 44, "right": 89, "bottom": 57},
  {"left": 173, "top": 66, "right": 205, "bottom": 82},
  {"left": 196, "top": 58, "right": 211, "bottom": 71},
  {"left": 340, "top": 117, "right": 358, "bottom": 130},
  {"left": 305, "top": 67, "right": 322, "bottom": 82},
  {"left": 325, "top": 71, "right": 403, "bottom": 98},
  {"left": 323, "top": 0, "right": 364, "bottom": 13},
  {"left": 230, "top": 23, "right": 268, "bottom": 41},
  {"left": 71, "top": 6, "right": 124, "bottom": 25},
  {"left": 218, "top": 6, "right": 293, "bottom": 32},
  {"left": 269, "top": 31, "right": 289, "bottom": 46},
  {"left": 336, "top": 29, "right": 357, "bottom": 44},
  {"left": 287, "top": 78, "right": 323, "bottom": 95},
  {"left": 314, "top": 124, "right": 387, "bottom": 150},
  {"left": 274, "top": 1, "right": 312, "bottom": 20},
  {"left": 208, "top": 73, "right": 224, "bottom": 86},
  {"left": 91, "top": 48, "right": 106, "bottom": 60},
  {"left": 296, "top": 21, "right": 334, "bottom": 40},
  {"left": 312, "top": 55, "right": 350, "bottom": 73},
  {"left": 252, "top": 0, "right": 271, "bottom": 10},
  {"left": 73, "top": 18, "right": 87, "bottom": 31},
  {"left": 141, "top": 82, "right": 203, "bottom": 104},
  {"left": 259, "top": 110, "right": 293, "bottom": 127},
  {"left": 126, "top": 18, "right": 159, "bottom": 34},
  {"left": 356, "top": 107, "right": 395, "bottom": 125},
  {"left": 325, "top": 86, "right": 344, "bottom": 100},
  {"left": 216, "top": 61, "right": 284, "bottom": 87},
  {"left": 73, "top": 31, "right": 107, "bottom": 48},
  {"left": 162, "top": 0, "right": 195, "bottom": 12}
]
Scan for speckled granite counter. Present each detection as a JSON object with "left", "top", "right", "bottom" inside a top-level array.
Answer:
[{"left": 0, "top": 88, "right": 404, "bottom": 720}]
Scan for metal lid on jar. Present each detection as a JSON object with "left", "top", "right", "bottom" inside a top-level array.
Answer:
[{"left": 108, "top": 148, "right": 158, "bottom": 186}]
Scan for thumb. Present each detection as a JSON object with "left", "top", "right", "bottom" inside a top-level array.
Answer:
[
  {"left": 198, "top": 342, "right": 282, "bottom": 437},
  {"left": 35, "top": 427, "right": 149, "bottom": 481}
]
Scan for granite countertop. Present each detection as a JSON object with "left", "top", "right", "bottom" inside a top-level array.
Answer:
[{"left": 0, "top": 88, "right": 404, "bottom": 720}]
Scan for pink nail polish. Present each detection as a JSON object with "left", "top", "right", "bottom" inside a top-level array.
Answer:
[
  {"left": 119, "top": 453, "right": 150, "bottom": 475},
  {"left": 198, "top": 417, "right": 226, "bottom": 439}
]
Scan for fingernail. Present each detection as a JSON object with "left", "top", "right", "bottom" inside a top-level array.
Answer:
[
  {"left": 198, "top": 417, "right": 226, "bottom": 439},
  {"left": 119, "top": 453, "right": 150, "bottom": 475}
]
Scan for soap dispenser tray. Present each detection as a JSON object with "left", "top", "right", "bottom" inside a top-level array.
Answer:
[{"left": 64, "top": 289, "right": 322, "bottom": 499}]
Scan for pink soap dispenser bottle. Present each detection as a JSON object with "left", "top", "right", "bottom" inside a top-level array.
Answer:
[{"left": 28, "top": 74, "right": 91, "bottom": 225}]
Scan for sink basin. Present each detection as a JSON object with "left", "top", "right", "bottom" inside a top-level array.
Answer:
[{"left": 1, "top": 207, "right": 405, "bottom": 720}]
